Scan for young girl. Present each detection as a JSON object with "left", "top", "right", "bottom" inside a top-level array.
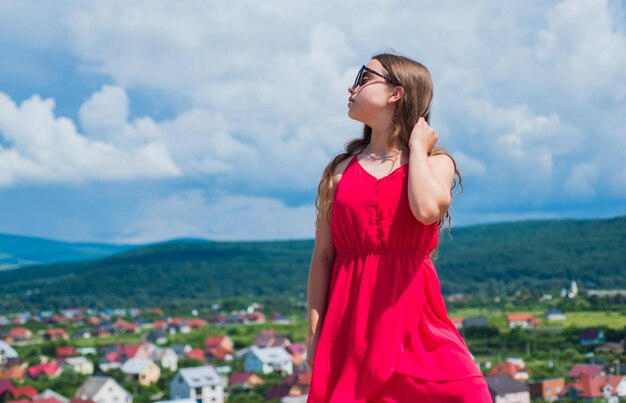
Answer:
[{"left": 306, "top": 53, "right": 492, "bottom": 402}]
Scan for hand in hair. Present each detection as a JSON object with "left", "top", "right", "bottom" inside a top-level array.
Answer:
[{"left": 408, "top": 117, "right": 438, "bottom": 154}]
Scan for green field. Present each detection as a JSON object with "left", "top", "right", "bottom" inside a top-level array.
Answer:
[{"left": 448, "top": 309, "right": 626, "bottom": 331}]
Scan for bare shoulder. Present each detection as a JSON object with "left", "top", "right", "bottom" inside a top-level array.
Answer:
[{"left": 329, "top": 154, "right": 355, "bottom": 187}]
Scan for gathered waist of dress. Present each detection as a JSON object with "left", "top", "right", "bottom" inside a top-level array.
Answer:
[{"left": 335, "top": 248, "right": 432, "bottom": 259}]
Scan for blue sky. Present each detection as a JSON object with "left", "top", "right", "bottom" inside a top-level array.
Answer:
[{"left": 0, "top": 0, "right": 625, "bottom": 243}]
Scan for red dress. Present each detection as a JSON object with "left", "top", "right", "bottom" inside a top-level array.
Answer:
[{"left": 307, "top": 154, "right": 491, "bottom": 402}]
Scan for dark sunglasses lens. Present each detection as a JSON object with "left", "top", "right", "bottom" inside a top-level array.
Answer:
[{"left": 354, "top": 66, "right": 365, "bottom": 88}]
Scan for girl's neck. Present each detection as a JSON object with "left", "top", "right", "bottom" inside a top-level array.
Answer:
[{"left": 368, "top": 127, "right": 404, "bottom": 156}]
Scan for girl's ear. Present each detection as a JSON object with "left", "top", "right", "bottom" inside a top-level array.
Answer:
[{"left": 388, "top": 86, "right": 404, "bottom": 104}]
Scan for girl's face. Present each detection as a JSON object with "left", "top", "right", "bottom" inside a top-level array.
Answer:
[{"left": 347, "top": 59, "right": 396, "bottom": 123}]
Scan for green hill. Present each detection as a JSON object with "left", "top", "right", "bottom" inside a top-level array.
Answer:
[
  {"left": 0, "top": 233, "right": 140, "bottom": 270},
  {"left": 0, "top": 216, "right": 623, "bottom": 313}
]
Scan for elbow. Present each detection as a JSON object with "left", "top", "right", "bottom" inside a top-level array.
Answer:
[{"left": 411, "top": 196, "right": 451, "bottom": 226}]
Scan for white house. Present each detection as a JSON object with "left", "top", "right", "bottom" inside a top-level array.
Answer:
[
  {"left": 170, "top": 365, "right": 225, "bottom": 403},
  {"left": 121, "top": 358, "right": 160, "bottom": 386},
  {"left": 150, "top": 347, "right": 179, "bottom": 372},
  {"left": 0, "top": 340, "right": 18, "bottom": 364},
  {"left": 35, "top": 389, "right": 69, "bottom": 403},
  {"left": 545, "top": 308, "right": 566, "bottom": 321},
  {"left": 244, "top": 346, "right": 293, "bottom": 376},
  {"left": 486, "top": 376, "right": 530, "bottom": 403},
  {"left": 61, "top": 356, "right": 94, "bottom": 375},
  {"left": 74, "top": 376, "right": 131, "bottom": 403}
]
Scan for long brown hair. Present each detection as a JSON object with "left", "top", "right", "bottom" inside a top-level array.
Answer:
[{"left": 315, "top": 52, "right": 463, "bottom": 245}]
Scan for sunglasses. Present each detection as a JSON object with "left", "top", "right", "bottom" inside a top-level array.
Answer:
[{"left": 352, "top": 65, "right": 401, "bottom": 88}]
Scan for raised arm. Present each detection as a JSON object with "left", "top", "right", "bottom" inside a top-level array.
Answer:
[{"left": 407, "top": 118, "right": 456, "bottom": 225}]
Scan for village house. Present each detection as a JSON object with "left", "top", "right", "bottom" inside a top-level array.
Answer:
[
  {"left": 146, "top": 328, "right": 168, "bottom": 345},
  {"left": 463, "top": 316, "right": 489, "bottom": 327},
  {"left": 568, "top": 364, "right": 606, "bottom": 378},
  {"left": 595, "top": 342, "right": 624, "bottom": 354},
  {"left": 8, "top": 327, "right": 32, "bottom": 342},
  {"left": 561, "top": 373, "right": 626, "bottom": 400},
  {"left": 11, "top": 385, "right": 39, "bottom": 400},
  {"left": 0, "top": 379, "right": 14, "bottom": 401},
  {"left": 581, "top": 329, "right": 606, "bottom": 346},
  {"left": 228, "top": 372, "right": 265, "bottom": 389},
  {"left": 169, "top": 365, "right": 224, "bottom": 403},
  {"left": 204, "top": 335, "right": 235, "bottom": 362},
  {"left": 121, "top": 358, "right": 161, "bottom": 386},
  {"left": 253, "top": 329, "right": 291, "bottom": 348},
  {"left": 488, "top": 360, "right": 531, "bottom": 381},
  {"left": 285, "top": 343, "right": 308, "bottom": 369},
  {"left": 27, "top": 361, "right": 62, "bottom": 379},
  {"left": 74, "top": 376, "right": 131, "bottom": 403},
  {"left": 186, "top": 348, "right": 207, "bottom": 362},
  {"left": 0, "top": 364, "right": 26, "bottom": 381},
  {"left": 544, "top": 308, "right": 566, "bottom": 321},
  {"left": 528, "top": 378, "right": 565, "bottom": 401},
  {"left": 506, "top": 313, "right": 540, "bottom": 329},
  {"left": 186, "top": 318, "right": 208, "bottom": 329},
  {"left": 170, "top": 343, "right": 193, "bottom": 358},
  {"left": 55, "top": 346, "right": 76, "bottom": 357},
  {"left": 485, "top": 375, "right": 531, "bottom": 403},
  {"left": 42, "top": 328, "right": 69, "bottom": 342},
  {"left": 0, "top": 341, "right": 18, "bottom": 364},
  {"left": 34, "top": 388, "right": 69, "bottom": 402},
  {"left": 448, "top": 317, "right": 464, "bottom": 329},
  {"left": 60, "top": 356, "right": 94, "bottom": 375},
  {"left": 150, "top": 347, "right": 179, "bottom": 371},
  {"left": 244, "top": 346, "right": 293, "bottom": 376},
  {"left": 266, "top": 369, "right": 311, "bottom": 401}
]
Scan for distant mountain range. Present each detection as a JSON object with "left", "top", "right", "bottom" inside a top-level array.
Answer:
[
  {"left": 0, "top": 215, "right": 624, "bottom": 313},
  {"left": 0, "top": 233, "right": 140, "bottom": 270}
]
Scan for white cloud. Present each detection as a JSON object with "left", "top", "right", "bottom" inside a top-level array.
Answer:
[
  {"left": 116, "top": 190, "right": 315, "bottom": 243},
  {"left": 0, "top": 92, "right": 181, "bottom": 186},
  {"left": 79, "top": 84, "right": 129, "bottom": 140},
  {"left": 536, "top": 0, "right": 626, "bottom": 100}
]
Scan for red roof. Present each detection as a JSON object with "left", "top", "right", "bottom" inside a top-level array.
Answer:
[
  {"left": 9, "top": 327, "right": 30, "bottom": 337},
  {"left": 0, "top": 365, "right": 26, "bottom": 380},
  {"left": 285, "top": 343, "right": 307, "bottom": 355},
  {"left": 186, "top": 348, "right": 205, "bottom": 362},
  {"left": 12, "top": 385, "right": 38, "bottom": 398},
  {"left": 563, "top": 374, "right": 613, "bottom": 398},
  {"left": 204, "top": 335, "right": 227, "bottom": 347},
  {"left": 229, "top": 372, "right": 256, "bottom": 385},
  {"left": 187, "top": 318, "right": 207, "bottom": 328},
  {"left": 206, "top": 346, "right": 231, "bottom": 361},
  {"left": 118, "top": 344, "right": 141, "bottom": 359},
  {"left": 45, "top": 328, "right": 68, "bottom": 336},
  {"left": 0, "top": 379, "right": 14, "bottom": 394},
  {"left": 507, "top": 313, "right": 534, "bottom": 322},
  {"left": 152, "top": 320, "right": 167, "bottom": 328},
  {"left": 488, "top": 362, "right": 529, "bottom": 378},
  {"left": 27, "top": 362, "right": 61, "bottom": 378},
  {"left": 449, "top": 317, "right": 464, "bottom": 324},
  {"left": 568, "top": 364, "right": 605, "bottom": 378},
  {"left": 56, "top": 346, "right": 76, "bottom": 357}
]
